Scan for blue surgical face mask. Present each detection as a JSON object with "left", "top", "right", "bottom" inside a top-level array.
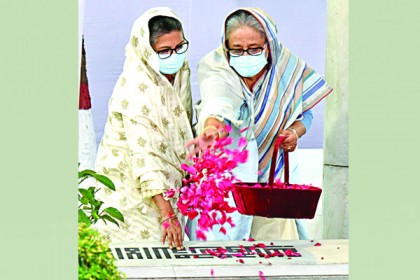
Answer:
[
  {"left": 229, "top": 51, "right": 268, "bottom": 77},
  {"left": 158, "top": 52, "right": 186, "bottom": 75}
]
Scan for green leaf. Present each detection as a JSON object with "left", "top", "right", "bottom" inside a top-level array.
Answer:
[
  {"left": 92, "top": 212, "right": 99, "bottom": 222},
  {"left": 103, "top": 207, "right": 125, "bottom": 222},
  {"left": 92, "top": 200, "right": 103, "bottom": 210},
  {"left": 78, "top": 169, "right": 96, "bottom": 179},
  {"left": 100, "top": 215, "right": 120, "bottom": 227},
  {"left": 78, "top": 209, "right": 91, "bottom": 226},
  {"left": 79, "top": 169, "right": 116, "bottom": 191},
  {"left": 79, "top": 188, "right": 96, "bottom": 203},
  {"left": 95, "top": 174, "right": 115, "bottom": 191},
  {"left": 89, "top": 197, "right": 102, "bottom": 212},
  {"left": 80, "top": 197, "right": 89, "bottom": 205}
]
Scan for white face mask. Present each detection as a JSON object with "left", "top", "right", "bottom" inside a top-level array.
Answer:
[
  {"left": 158, "top": 52, "right": 186, "bottom": 75},
  {"left": 229, "top": 51, "right": 268, "bottom": 77}
]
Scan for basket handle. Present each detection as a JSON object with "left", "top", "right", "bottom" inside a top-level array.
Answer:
[{"left": 268, "top": 135, "right": 289, "bottom": 186}]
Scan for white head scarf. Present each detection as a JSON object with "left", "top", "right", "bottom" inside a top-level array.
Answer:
[{"left": 110, "top": 7, "right": 192, "bottom": 122}]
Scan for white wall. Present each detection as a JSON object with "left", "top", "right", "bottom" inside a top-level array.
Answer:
[{"left": 83, "top": 0, "right": 327, "bottom": 149}]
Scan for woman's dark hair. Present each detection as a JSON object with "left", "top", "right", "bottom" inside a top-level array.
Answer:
[{"left": 148, "top": 16, "right": 184, "bottom": 46}]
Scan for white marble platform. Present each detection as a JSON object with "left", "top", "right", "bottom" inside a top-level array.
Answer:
[{"left": 110, "top": 239, "right": 348, "bottom": 279}]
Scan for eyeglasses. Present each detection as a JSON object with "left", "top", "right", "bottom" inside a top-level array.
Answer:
[
  {"left": 156, "top": 40, "right": 189, "bottom": 59},
  {"left": 227, "top": 43, "right": 267, "bottom": 57}
]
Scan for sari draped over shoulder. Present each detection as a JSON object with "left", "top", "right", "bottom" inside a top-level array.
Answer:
[{"left": 94, "top": 7, "right": 193, "bottom": 243}]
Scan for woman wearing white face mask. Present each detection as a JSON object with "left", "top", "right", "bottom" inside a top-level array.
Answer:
[
  {"left": 94, "top": 7, "right": 193, "bottom": 250},
  {"left": 186, "top": 8, "right": 332, "bottom": 241}
]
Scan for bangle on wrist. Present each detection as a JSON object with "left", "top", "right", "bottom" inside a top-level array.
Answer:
[
  {"left": 160, "top": 215, "right": 177, "bottom": 225},
  {"left": 287, "top": 127, "right": 299, "bottom": 139}
]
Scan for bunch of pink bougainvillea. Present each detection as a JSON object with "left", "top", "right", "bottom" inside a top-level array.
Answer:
[{"left": 165, "top": 126, "right": 248, "bottom": 240}]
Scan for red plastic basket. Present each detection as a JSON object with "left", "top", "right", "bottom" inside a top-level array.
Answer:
[{"left": 232, "top": 135, "right": 322, "bottom": 219}]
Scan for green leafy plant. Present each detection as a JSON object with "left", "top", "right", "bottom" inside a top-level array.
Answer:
[
  {"left": 78, "top": 223, "right": 126, "bottom": 280},
  {"left": 78, "top": 169, "right": 124, "bottom": 227},
  {"left": 78, "top": 168, "right": 126, "bottom": 279}
]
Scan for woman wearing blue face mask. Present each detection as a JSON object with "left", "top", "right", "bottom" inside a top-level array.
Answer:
[
  {"left": 94, "top": 7, "right": 193, "bottom": 250},
  {"left": 186, "top": 8, "right": 332, "bottom": 241}
]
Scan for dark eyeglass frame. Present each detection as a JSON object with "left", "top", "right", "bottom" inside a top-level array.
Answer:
[
  {"left": 156, "top": 40, "right": 189, "bottom": 59},
  {"left": 227, "top": 43, "right": 267, "bottom": 57}
]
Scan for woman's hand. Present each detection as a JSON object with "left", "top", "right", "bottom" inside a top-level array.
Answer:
[
  {"left": 152, "top": 194, "right": 184, "bottom": 250},
  {"left": 279, "top": 122, "right": 306, "bottom": 152},
  {"left": 279, "top": 129, "right": 298, "bottom": 152},
  {"left": 186, "top": 117, "right": 226, "bottom": 159},
  {"left": 160, "top": 212, "right": 183, "bottom": 250},
  {"left": 185, "top": 126, "right": 219, "bottom": 159}
]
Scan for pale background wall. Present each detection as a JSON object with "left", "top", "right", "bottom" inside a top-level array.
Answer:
[{"left": 323, "top": 0, "right": 349, "bottom": 239}]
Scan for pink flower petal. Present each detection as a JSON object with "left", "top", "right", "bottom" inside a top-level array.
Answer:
[
  {"left": 238, "top": 137, "right": 247, "bottom": 148},
  {"left": 232, "top": 253, "right": 244, "bottom": 257},
  {"left": 187, "top": 210, "right": 199, "bottom": 220},
  {"left": 284, "top": 249, "right": 301, "bottom": 257},
  {"left": 259, "top": 271, "right": 266, "bottom": 280},
  {"left": 196, "top": 230, "right": 207, "bottom": 241},
  {"left": 239, "top": 126, "right": 249, "bottom": 133},
  {"left": 314, "top": 242, "right": 322, "bottom": 247},
  {"left": 162, "top": 221, "right": 170, "bottom": 229},
  {"left": 163, "top": 188, "right": 177, "bottom": 199}
]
